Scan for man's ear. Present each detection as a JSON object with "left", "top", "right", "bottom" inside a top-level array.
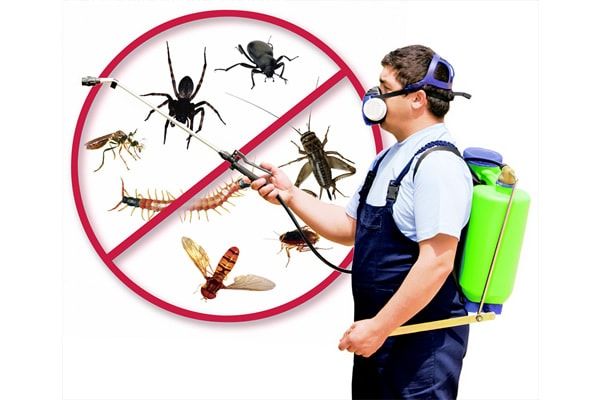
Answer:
[{"left": 411, "top": 89, "right": 428, "bottom": 110}]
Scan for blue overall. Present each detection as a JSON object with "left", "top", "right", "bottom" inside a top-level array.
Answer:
[{"left": 352, "top": 141, "right": 469, "bottom": 399}]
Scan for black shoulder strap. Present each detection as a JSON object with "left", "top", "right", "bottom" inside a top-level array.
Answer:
[
  {"left": 412, "top": 144, "right": 462, "bottom": 180},
  {"left": 410, "top": 142, "right": 467, "bottom": 303}
]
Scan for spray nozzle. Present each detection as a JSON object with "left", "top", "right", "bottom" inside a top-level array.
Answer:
[
  {"left": 82, "top": 76, "right": 101, "bottom": 86},
  {"left": 81, "top": 76, "right": 118, "bottom": 88}
]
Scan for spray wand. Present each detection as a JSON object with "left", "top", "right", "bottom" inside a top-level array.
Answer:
[{"left": 81, "top": 76, "right": 350, "bottom": 274}]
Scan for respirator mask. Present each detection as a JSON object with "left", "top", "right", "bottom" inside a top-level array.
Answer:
[{"left": 362, "top": 54, "right": 472, "bottom": 125}]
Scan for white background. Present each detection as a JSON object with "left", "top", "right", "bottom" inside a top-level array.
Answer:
[
  {"left": 73, "top": 15, "right": 372, "bottom": 319},
  {"left": 1, "top": 0, "right": 596, "bottom": 399}
]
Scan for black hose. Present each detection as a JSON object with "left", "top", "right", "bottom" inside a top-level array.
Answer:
[{"left": 276, "top": 194, "right": 351, "bottom": 274}]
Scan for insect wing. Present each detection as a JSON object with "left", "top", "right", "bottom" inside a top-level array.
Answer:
[
  {"left": 225, "top": 274, "right": 275, "bottom": 291},
  {"left": 181, "top": 237, "right": 213, "bottom": 278},
  {"left": 84, "top": 133, "right": 113, "bottom": 149}
]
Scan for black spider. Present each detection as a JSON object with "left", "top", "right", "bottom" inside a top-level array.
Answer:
[{"left": 142, "top": 42, "right": 225, "bottom": 149}]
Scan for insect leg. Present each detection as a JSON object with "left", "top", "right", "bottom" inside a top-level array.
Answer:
[
  {"left": 327, "top": 157, "right": 356, "bottom": 198},
  {"left": 297, "top": 245, "right": 313, "bottom": 253},
  {"left": 250, "top": 68, "right": 263, "bottom": 89},
  {"left": 122, "top": 142, "right": 138, "bottom": 161},
  {"left": 276, "top": 55, "right": 299, "bottom": 62},
  {"left": 108, "top": 178, "right": 127, "bottom": 211},
  {"left": 94, "top": 145, "right": 118, "bottom": 172},
  {"left": 237, "top": 44, "right": 255, "bottom": 64},
  {"left": 162, "top": 119, "right": 170, "bottom": 145},
  {"left": 166, "top": 42, "right": 179, "bottom": 97},
  {"left": 294, "top": 161, "right": 313, "bottom": 188},
  {"left": 190, "top": 47, "right": 207, "bottom": 99},
  {"left": 278, "top": 155, "right": 307, "bottom": 168},
  {"left": 185, "top": 113, "right": 196, "bottom": 150},
  {"left": 117, "top": 145, "right": 130, "bottom": 170},
  {"left": 284, "top": 246, "right": 292, "bottom": 268},
  {"left": 326, "top": 155, "right": 357, "bottom": 172},
  {"left": 141, "top": 92, "right": 173, "bottom": 99},
  {"left": 192, "top": 107, "right": 205, "bottom": 135},
  {"left": 140, "top": 96, "right": 170, "bottom": 121},
  {"left": 108, "top": 140, "right": 119, "bottom": 160},
  {"left": 322, "top": 126, "right": 330, "bottom": 147},
  {"left": 194, "top": 101, "right": 225, "bottom": 125},
  {"left": 274, "top": 62, "right": 288, "bottom": 84},
  {"left": 325, "top": 150, "right": 355, "bottom": 164},
  {"left": 290, "top": 140, "right": 307, "bottom": 155},
  {"left": 214, "top": 62, "right": 256, "bottom": 72}
]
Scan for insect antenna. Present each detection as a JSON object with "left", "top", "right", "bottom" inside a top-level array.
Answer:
[
  {"left": 225, "top": 92, "right": 302, "bottom": 134},
  {"left": 108, "top": 178, "right": 127, "bottom": 211},
  {"left": 307, "top": 77, "right": 319, "bottom": 132}
]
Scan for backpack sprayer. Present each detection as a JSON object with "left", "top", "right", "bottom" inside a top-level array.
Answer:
[
  {"left": 81, "top": 76, "right": 350, "bottom": 274},
  {"left": 390, "top": 151, "right": 530, "bottom": 335}
]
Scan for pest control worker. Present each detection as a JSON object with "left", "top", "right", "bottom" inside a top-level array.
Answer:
[{"left": 248, "top": 45, "right": 473, "bottom": 399}]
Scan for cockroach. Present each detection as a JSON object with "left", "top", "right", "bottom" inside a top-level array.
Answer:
[
  {"left": 108, "top": 178, "right": 248, "bottom": 221},
  {"left": 181, "top": 237, "right": 275, "bottom": 300},
  {"left": 278, "top": 225, "right": 330, "bottom": 268},
  {"left": 84, "top": 129, "right": 143, "bottom": 172},
  {"left": 214, "top": 38, "right": 298, "bottom": 89}
]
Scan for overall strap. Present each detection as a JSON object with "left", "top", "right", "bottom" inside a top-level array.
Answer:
[
  {"left": 386, "top": 139, "right": 466, "bottom": 302},
  {"left": 357, "top": 148, "right": 392, "bottom": 206},
  {"left": 386, "top": 140, "right": 461, "bottom": 204}
]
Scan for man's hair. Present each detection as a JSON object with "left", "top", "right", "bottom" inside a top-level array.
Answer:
[{"left": 381, "top": 45, "right": 452, "bottom": 118}]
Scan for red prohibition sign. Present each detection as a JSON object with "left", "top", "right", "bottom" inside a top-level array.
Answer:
[{"left": 72, "top": 10, "right": 383, "bottom": 322}]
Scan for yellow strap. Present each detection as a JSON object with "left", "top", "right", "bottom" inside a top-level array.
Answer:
[{"left": 389, "top": 312, "right": 496, "bottom": 336}]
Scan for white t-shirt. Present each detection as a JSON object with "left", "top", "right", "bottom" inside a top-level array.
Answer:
[{"left": 345, "top": 123, "right": 472, "bottom": 242}]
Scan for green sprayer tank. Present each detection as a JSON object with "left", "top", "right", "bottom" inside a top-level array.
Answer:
[{"left": 459, "top": 148, "right": 530, "bottom": 312}]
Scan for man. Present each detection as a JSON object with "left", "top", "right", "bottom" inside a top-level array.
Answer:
[{"left": 249, "top": 45, "right": 473, "bottom": 399}]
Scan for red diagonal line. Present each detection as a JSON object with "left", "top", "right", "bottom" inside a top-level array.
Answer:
[{"left": 107, "top": 69, "right": 347, "bottom": 260}]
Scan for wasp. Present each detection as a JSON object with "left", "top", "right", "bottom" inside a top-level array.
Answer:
[
  {"left": 215, "top": 39, "right": 298, "bottom": 89},
  {"left": 181, "top": 237, "right": 275, "bottom": 300},
  {"left": 278, "top": 226, "right": 330, "bottom": 268},
  {"left": 279, "top": 115, "right": 356, "bottom": 200},
  {"left": 84, "top": 129, "right": 143, "bottom": 172}
]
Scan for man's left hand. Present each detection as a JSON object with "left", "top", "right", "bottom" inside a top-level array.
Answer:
[{"left": 338, "top": 319, "right": 388, "bottom": 358}]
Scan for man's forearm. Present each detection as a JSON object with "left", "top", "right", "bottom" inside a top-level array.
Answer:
[
  {"left": 287, "top": 185, "right": 356, "bottom": 246},
  {"left": 373, "top": 245, "right": 455, "bottom": 334}
]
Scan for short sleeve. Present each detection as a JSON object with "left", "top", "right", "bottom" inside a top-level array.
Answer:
[
  {"left": 413, "top": 151, "right": 472, "bottom": 242},
  {"left": 345, "top": 181, "right": 362, "bottom": 220},
  {"left": 345, "top": 153, "right": 384, "bottom": 220}
]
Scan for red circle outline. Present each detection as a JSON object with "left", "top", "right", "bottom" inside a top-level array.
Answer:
[{"left": 71, "top": 10, "right": 383, "bottom": 322}]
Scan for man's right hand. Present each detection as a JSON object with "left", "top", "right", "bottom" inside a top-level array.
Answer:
[{"left": 246, "top": 162, "right": 295, "bottom": 205}]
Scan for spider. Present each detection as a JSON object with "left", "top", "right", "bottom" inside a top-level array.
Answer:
[{"left": 142, "top": 42, "right": 226, "bottom": 149}]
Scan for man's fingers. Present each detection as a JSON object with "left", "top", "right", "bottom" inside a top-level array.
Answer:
[
  {"left": 260, "top": 161, "right": 275, "bottom": 171},
  {"left": 250, "top": 177, "right": 268, "bottom": 190},
  {"left": 258, "top": 184, "right": 275, "bottom": 197},
  {"left": 338, "top": 336, "right": 350, "bottom": 351}
]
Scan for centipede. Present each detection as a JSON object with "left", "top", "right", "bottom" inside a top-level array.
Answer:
[{"left": 108, "top": 178, "right": 248, "bottom": 221}]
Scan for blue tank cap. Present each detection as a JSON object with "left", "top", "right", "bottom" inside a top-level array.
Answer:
[
  {"left": 465, "top": 301, "right": 503, "bottom": 314},
  {"left": 463, "top": 147, "right": 503, "bottom": 167}
]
